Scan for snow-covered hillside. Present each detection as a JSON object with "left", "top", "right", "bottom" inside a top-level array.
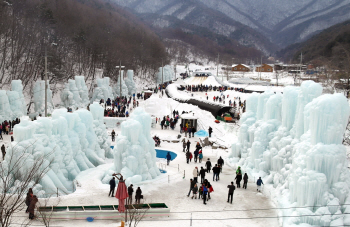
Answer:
[{"left": 113, "top": 0, "right": 350, "bottom": 47}]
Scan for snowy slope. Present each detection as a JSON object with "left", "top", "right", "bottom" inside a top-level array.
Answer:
[{"left": 112, "top": 0, "right": 350, "bottom": 47}]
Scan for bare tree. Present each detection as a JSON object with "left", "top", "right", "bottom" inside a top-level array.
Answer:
[
  {"left": 0, "top": 142, "right": 54, "bottom": 227},
  {"left": 36, "top": 196, "right": 61, "bottom": 227},
  {"left": 126, "top": 203, "right": 150, "bottom": 227}
]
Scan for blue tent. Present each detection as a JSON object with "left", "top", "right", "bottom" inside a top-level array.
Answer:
[{"left": 194, "top": 130, "right": 209, "bottom": 137}]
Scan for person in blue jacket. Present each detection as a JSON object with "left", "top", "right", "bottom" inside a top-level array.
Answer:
[
  {"left": 166, "top": 152, "right": 171, "bottom": 165},
  {"left": 202, "top": 183, "right": 208, "bottom": 205},
  {"left": 257, "top": 177, "right": 264, "bottom": 192}
]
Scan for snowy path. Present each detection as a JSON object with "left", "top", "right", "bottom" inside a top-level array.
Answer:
[
  {"left": 138, "top": 127, "right": 279, "bottom": 227},
  {"left": 21, "top": 123, "right": 279, "bottom": 227},
  {"left": 9, "top": 94, "right": 278, "bottom": 226}
]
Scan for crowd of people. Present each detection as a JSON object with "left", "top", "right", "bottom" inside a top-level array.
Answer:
[
  {"left": 108, "top": 175, "right": 143, "bottom": 204},
  {"left": 186, "top": 157, "right": 264, "bottom": 205},
  {"left": 101, "top": 96, "right": 139, "bottom": 118},
  {"left": 0, "top": 119, "right": 20, "bottom": 160},
  {"left": 157, "top": 110, "right": 180, "bottom": 130}
]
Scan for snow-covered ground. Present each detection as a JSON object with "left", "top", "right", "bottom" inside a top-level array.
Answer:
[
  {"left": 4, "top": 86, "right": 282, "bottom": 226},
  {"left": 2, "top": 64, "right": 349, "bottom": 226}
]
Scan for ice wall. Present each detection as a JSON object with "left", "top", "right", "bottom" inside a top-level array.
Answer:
[
  {"left": 0, "top": 80, "right": 26, "bottom": 122},
  {"left": 60, "top": 76, "right": 90, "bottom": 109},
  {"left": 114, "top": 71, "right": 129, "bottom": 97},
  {"left": 0, "top": 90, "right": 12, "bottom": 123},
  {"left": 33, "top": 80, "right": 54, "bottom": 115},
  {"left": 102, "top": 107, "right": 161, "bottom": 185},
  {"left": 228, "top": 81, "right": 350, "bottom": 226},
  {"left": 91, "top": 77, "right": 114, "bottom": 102},
  {"left": 90, "top": 102, "right": 112, "bottom": 158},
  {"left": 6, "top": 108, "right": 106, "bottom": 196},
  {"left": 125, "top": 70, "right": 136, "bottom": 96},
  {"left": 11, "top": 80, "right": 27, "bottom": 117},
  {"left": 157, "top": 65, "right": 174, "bottom": 84},
  {"left": 75, "top": 76, "right": 90, "bottom": 107}
]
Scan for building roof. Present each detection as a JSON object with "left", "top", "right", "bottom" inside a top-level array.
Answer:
[
  {"left": 180, "top": 113, "right": 198, "bottom": 119},
  {"left": 232, "top": 64, "right": 250, "bottom": 68}
]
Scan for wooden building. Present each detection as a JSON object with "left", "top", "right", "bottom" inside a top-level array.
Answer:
[
  {"left": 232, "top": 64, "right": 250, "bottom": 72},
  {"left": 255, "top": 64, "right": 273, "bottom": 72}
]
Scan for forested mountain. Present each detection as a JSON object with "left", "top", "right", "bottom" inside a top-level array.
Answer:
[
  {"left": 277, "top": 20, "right": 350, "bottom": 67},
  {"left": 0, "top": 0, "right": 167, "bottom": 90},
  {"left": 112, "top": 0, "right": 350, "bottom": 56}
]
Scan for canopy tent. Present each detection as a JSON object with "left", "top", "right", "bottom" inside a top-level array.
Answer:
[{"left": 180, "top": 113, "right": 198, "bottom": 131}]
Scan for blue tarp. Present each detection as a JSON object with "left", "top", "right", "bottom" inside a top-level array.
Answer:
[
  {"left": 155, "top": 149, "right": 177, "bottom": 160},
  {"left": 111, "top": 147, "right": 177, "bottom": 161},
  {"left": 194, "top": 130, "right": 209, "bottom": 137}
]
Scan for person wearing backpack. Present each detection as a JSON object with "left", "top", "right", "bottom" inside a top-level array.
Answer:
[{"left": 227, "top": 182, "right": 235, "bottom": 204}]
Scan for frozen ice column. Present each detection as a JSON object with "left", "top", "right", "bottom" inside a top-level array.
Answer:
[
  {"left": 0, "top": 90, "right": 12, "bottom": 122},
  {"left": 125, "top": 70, "right": 136, "bottom": 95},
  {"left": 11, "top": 80, "right": 26, "bottom": 117},
  {"left": 89, "top": 102, "right": 112, "bottom": 158},
  {"left": 75, "top": 76, "right": 90, "bottom": 107},
  {"left": 33, "top": 80, "right": 54, "bottom": 115},
  {"left": 92, "top": 77, "right": 114, "bottom": 102},
  {"left": 289, "top": 93, "right": 350, "bottom": 225},
  {"left": 107, "top": 107, "right": 160, "bottom": 185},
  {"left": 114, "top": 71, "right": 129, "bottom": 97},
  {"left": 157, "top": 65, "right": 174, "bottom": 84}
]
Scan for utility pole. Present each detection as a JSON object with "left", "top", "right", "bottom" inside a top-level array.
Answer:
[
  {"left": 162, "top": 59, "right": 164, "bottom": 84},
  {"left": 44, "top": 47, "right": 48, "bottom": 117},
  {"left": 174, "top": 64, "right": 177, "bottom": 80},
  {"left": 299, "top": 52, "right": 303, "bottom": 84},
  {"left": 116, "top": 62, "right": 125, "bottom": 97},
  {"left": 259, "top": 56, "right": 262, "bottom": 80},
  {"left": 217, "top": 53, "right": 219, "bottom": 78}
]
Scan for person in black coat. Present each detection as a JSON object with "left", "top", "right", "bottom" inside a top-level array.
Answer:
[
  {"left": 186, "top": 151, "right": 191, "bottom": 164},
  {"left": 217, "top": 156, "right": 224, "bottom": 172},
  {"left": 192, "top": 126, "right": 196, "bottom": 137},
  {"left": 186, "top": 140, "right": 191, "bottom": 152},
  {"left": 205, "top": 158, "right": 212, "bottom": 173},
  {"left": 227, "top": 182, "right": 235, "bottom": 204},
  {"left": 235, "top": 173, "right": 242, "bottom": 188},
  {"left": 135, "top": 187, "right": 142, "bottom": 204},
  {"left": 166, "top": 152, "right": 171, "bottom": 165},
  {"left": 111, "top": 130, "right": 116, "bottom": 142},
  {"left": 1, "top": 144, "right": 6, "bottom": 160},
  {"left": 199, "top": 167, "right": 206, "bottom": 183},
  {"left": 243, "top": 173, "right": 248, "bottom": 189},
  {"left": 212, "top": 164, "right": 220, "bottom": 181},
  {"left": 128, "top": 184, "right": 134, "bottom": 204},
  {"left": 208, "top": 127, "right": 213, "bottom": 137},
  {"left": 109, "top": 177, "right": 116, "bottom": 197}
]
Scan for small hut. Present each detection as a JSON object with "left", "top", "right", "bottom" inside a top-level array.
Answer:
[
  {"left": 144, "top": 91, "right": 153, "bottom": 100},
  {"left": 180, "top": 113, "right": 198, "bottom": 131}
]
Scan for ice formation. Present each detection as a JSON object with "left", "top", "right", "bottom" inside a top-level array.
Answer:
[
  {"left": 91, "top": 77, "right": 114, "bottom": 102},
  {"left": 33, "top": 80, "right": 54, "bottom": 115},
  {"left": 102, "top": 107, "right": 161, "bottom": 185},
  {"left": 228, "top": 81, "right": 350, "bottom": 226},
  {"left": 61, "top": 76, "right": 90, "bottom": 109},
  {"left": 113, "top": 70, "right": 129, "bottom": 97},
  {"left": 7, "top": 108, "right": 107, "bottom": 196},
  {"left": 10, "top": 80, "right": 27, "bottom": 117},
  {"left": 0, "top": 80, "right": 26, "bottom": 122},
  {"left": 125, "top": 70, "right": 136, "bottom": 96},
  {"left": 89, "top": 102, "right": 112, "bottom": 158},
  {"left": 157, "top": 65, "right": 174, "bottom": 84}
]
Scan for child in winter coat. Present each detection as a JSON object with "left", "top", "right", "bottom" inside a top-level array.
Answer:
[
  {"left": 198, "top": 150, "right": 203, "bottom": 163},
  {"left": 198, "top": 186, "right": 203, "bottom": 199},
  {"left": 192, "top": 184, "right": 198, "bottom": 199}
]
